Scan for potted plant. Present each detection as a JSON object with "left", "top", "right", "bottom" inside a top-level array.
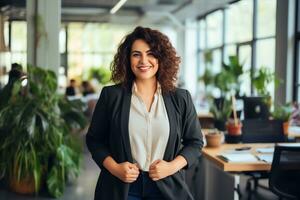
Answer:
[
  {"left": 226, "top": 118, "right": 242, "bottom": 136},
  {"left": 225, "top": 96, "right": 243, "bottom": 144},
  {"left": 205, "top": 129, "right": 223, "bottom": 148},
  {"left": 209, "top": 97, "right": 232, "bottom": 131},
  {"left": 271, "top": 103, "right": 293, "bottom": 135},
  {"left": 0, "top": 65, "right": 88, "bottom": 197},
  {"left": 252, "top": 67, "right": 281, "bottom": 109}
]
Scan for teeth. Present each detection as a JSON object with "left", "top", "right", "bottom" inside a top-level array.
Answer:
[{"left": 138, "top": 66, "right": 150, "bottom": 70}]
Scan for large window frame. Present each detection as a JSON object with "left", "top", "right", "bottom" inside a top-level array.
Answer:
[{"left": 197, "top": 0, "right": 277, "bottom": 97}]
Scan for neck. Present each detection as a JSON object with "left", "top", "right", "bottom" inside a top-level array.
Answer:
[{"left": 135, "top": 78, "right": 157, "bottom": 95}]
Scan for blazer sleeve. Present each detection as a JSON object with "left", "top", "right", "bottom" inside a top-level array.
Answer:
[
  {"left": 86, "top": 87, "right": 110, "bottom": 169},
  {"left": 178, "top": 90, "right": 204, "bottom": 168}
]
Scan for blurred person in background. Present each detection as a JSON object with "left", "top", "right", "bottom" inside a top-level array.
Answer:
[
  {"left": 0, "top": 63, "right": 24, "bottom": 109},
  {"left": 81, "top": 80, "right": 95, "bottom": 96},
  {"left": 65, "top": 79, "right": 77, "bottom": 96}
]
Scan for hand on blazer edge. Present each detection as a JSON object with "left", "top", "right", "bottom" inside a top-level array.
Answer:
[
  {"left": 148, "top": 156, "right": 187, "bottom": 181},
  {"left": 103, "top": 156, "right": 140, "bottom": 183}
]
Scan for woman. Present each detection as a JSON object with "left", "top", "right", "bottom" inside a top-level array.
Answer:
[{"left": 86, "top": 26, "right": 203, "bottom": 200}]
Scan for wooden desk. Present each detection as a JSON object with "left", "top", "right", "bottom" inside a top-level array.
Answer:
[
  {"left": 201, "top": 143, "right": 274, "bottom": 200},
  {"left": 202, "top": 143, "right": 273, "bottom": 172}
]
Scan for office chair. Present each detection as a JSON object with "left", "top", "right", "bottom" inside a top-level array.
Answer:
[
  {"left": 241, "top": 119, "right": 287, "bottom": 200},
  {"left": 269, "top": 144, "right": 300, "bottom": 200}
]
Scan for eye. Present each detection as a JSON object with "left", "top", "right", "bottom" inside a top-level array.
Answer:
[
  {"left": 131, "top": 53, "right": 140, "bottom": 57},
  {"left": 147, "top": 52, "right": 155, "bottom": 57}
]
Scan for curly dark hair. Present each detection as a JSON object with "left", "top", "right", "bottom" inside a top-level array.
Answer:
[{"left": 110, "top": 26, "right": 181, "bottom": 92}]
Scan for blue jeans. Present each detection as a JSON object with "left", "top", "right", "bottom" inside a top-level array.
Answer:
[{"left": 127, "top": 171, "right": 166, "bottom": 200}]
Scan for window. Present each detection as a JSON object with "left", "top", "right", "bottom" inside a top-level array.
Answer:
[
  {"left": 226, "top": 0, "right": 253, "bottom": 43},
  {"left": 257, "top": 0, "right": 276, "bottom": 38},
  {"left": 197, "top": 0, "right": 277, "bottom": 98},
  {"left": 199, "top": 20, "right": 206, "bottom": 50},
  {"left": 207, "top": 11, "right": 223, "bottom": 48},
  {"left": 67, "top": 23, "right": 132, "bottom": 79},
  {"left": 295, "top": 1, "right": 300, "bottom": 101},
  {"left": 10, "top": 21, "right": 27, "bottom": 67},
  {"left": 238, "top": 44, "right": 252, "bottom": 96}
]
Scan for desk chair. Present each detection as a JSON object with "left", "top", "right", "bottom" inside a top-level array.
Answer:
[
  {"left": 269, "top": 145, "right": 300, "bottom": 200},
  {"left": 241, "top": 119, "right": 287, "bottom": 200}
]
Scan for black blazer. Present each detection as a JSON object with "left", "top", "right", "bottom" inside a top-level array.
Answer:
[{"left": 86, "top": 84, "right": 203, "bottom": 200}]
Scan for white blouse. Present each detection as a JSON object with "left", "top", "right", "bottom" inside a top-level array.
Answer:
[{"left": 128, "top": 82, "right": 170, "bottom": 171}]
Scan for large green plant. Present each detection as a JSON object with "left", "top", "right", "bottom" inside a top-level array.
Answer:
[
  {"left": 215, "top": 56, "right": 244, "bottom": 97},
  {"left": 0, "top": 66, "right": 87, "bottom": 197},
  {"left": 199, "top": 55, "right": 244, "bottom": 98},
  {"left": 252, "top": 67, "right": 281, "bottom": 96},
  {"left": 88, "top": 67, "right": 111, "bottom": 85}
]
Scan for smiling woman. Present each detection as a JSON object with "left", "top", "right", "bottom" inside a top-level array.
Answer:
[
  {"left": 86, "top": 26, "right": 203, "bottom": 200},
  {"left": 110, "top": 26, "right": 180, "bottom": 92},
  {"left": 130, "top": 39, "right": 159, "bottom": 82}
]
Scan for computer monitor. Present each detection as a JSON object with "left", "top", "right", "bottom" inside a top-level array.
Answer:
[{"left": 243, "top": 96, "right": 270, "bottom": 119}]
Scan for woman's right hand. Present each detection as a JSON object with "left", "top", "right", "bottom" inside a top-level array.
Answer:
[
  {"left": 103, "top": 156, "right": 140, "bottom": 183},
  {"left": 112, "top": 162, "right": 140, "bottom": 183}
]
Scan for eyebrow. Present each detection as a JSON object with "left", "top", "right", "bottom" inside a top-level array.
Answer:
[{"left": 131, "top": 50, "right": 153, "bottom": 54}]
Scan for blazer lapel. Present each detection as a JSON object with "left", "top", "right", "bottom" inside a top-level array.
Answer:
[
  {"left": 120, "top": 87, "right": 133, "bottom": 162},
  {"left": 162, "top": 92, "right": 177, "bottom": 160}
]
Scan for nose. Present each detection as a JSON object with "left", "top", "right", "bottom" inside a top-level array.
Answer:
[{"left": 139, "top": 54, "right": 148, "bottom": 65}]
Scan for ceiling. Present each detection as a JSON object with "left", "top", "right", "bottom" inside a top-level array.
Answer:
[{"left": 0, "top": 0, "right": 232, "bottom": 27}]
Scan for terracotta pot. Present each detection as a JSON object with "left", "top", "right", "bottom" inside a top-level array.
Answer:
[
  {"left": 283, "top": 121, "right": 289, "bottom": 136},
  {"left": 9, "top": 174, "right": 36, "bottom": 195},
  {"left": 205, "top": 133, "right": 222, "bottom": 147},
  {"left": 226, "top": 122, "right": 242, "bottom": 136}
]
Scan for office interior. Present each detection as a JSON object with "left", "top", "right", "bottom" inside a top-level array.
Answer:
[{"left": 0, "top": 0, "right": 300, "bottom": 200}]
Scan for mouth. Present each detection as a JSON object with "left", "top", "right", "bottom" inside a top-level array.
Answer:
[{"left": 137, "top": 65, "right": 151, "bottom": 72}]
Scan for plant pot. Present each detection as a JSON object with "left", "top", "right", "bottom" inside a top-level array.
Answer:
[
  {"left": 225, "top": 134, "right": 242, "bottom": 144},
  {"left": 226, "top": 121, "right": 242, "bottom": 136},
  {"left": 205, "top": 132, "right": 223, "bottom": 147},
  {"left": 9, "top": 174, "right": 36, "bottom": 195},
  {"left": 283, "top": 121, "right": 289, "bottom": 136},
  {"left": 214, "top": 119, "right": 226, "bottom": 131}
]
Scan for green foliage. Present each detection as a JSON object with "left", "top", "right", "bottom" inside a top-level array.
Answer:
[
  {"left": 198, "top": 68, "right": 215, "bottom": 86},
  {"left": 215, "top": 56, "right": 244, "bottom": 96},
  {"left": 88, "top": 67, "right": 111, "bottom": 85},
  {"left": 272, "top": 103, "right": 293, "bottom": 121},
  {"left": 0, "top": 65, "right": 88, "bottom": 197},
  {"left": 209, "top": 98, "right": 232, "bottom": 121},
  {"left": 199, "top": 55, "right": 244, "bottom": 98},
  {"left": 252, "top": 67, "right": 281, "bottom": 96}
]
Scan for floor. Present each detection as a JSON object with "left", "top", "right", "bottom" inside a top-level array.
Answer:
[
  {"left": 0, "top": 151, "right": 99, "bottom": 200},
  {"left": 0, "top": 153, "right": 279, "bottom": 200}
]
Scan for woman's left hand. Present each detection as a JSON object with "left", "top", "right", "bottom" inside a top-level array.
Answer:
[{"left": 148, "top": 159, "right": 177, "bottom": 181}]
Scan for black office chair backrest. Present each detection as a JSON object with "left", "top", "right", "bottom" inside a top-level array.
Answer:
[
  {"left": 269, "top": 145, "right": 300, "bottom": 199},
  {"left": 241, "top": 119, "right": 286, "bottom": 143},
  {"left": 243, "top": 97, "right": 270, "bottom": 119}
]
